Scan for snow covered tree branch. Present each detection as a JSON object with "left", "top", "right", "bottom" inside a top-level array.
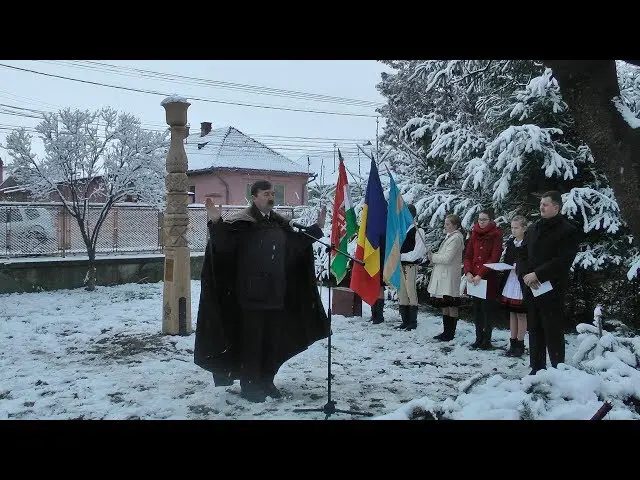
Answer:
[{"left": 5, "top": 107, "right": 168, "bottom": 290}]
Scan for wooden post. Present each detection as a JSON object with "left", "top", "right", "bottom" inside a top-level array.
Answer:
[{"left": 161, "top": 95, "right": 192, "bottom": 336}]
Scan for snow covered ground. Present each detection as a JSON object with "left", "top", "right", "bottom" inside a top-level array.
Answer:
[{"left": 1, "top": 281, "right": 638, "bottom": 420}]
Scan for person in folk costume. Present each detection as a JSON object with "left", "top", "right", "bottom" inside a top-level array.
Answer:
[
  {"left": 193, "top": 180, "right": 330, "bottom": 403},
  {"left": 395, "top": 204, "right": 427, "bottom": 331},
  {"left": 497, "top": 215, "right": 529, "bottom": 357},
  {"left": 463, "top": 209, "right": 504, "bottom": 349},
  {"left": 427, "top": 214, "right": 465, "bottom": 341}
]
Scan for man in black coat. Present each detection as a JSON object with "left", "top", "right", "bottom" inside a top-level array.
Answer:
[
  {"left": 194, "top": 180, "right": 330, "bottom": 403},
  {"left": 522, "top": 190, "right": 581, "bottom": 375}
]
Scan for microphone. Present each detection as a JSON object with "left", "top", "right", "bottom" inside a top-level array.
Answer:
[{"left": 289, "top": 219, "right": 310, "bottom": 230}]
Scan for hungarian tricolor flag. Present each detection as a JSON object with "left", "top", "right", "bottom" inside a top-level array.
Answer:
[{"left": 330, "top": 149, "right": 358, "bottom": 284}]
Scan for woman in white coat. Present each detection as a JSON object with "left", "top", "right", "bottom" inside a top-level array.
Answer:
[{"left": 427, "top": 214, "right": 465, "bottom": 341}]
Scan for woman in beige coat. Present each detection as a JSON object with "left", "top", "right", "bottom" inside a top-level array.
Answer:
[{"left": 427, "top": 214, "right": 465, "bottom": 341}]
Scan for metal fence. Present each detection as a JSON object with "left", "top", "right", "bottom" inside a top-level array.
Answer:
[{"left": 0, "top": 202, "right": 295, "bottom": 258}]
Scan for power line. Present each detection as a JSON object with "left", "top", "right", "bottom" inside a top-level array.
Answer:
[
  {"left": 0, "top": 63, "right": 379, "bottom": 118},
  {"left": 0, "top": 104, "right": 374, "bottom": 145},
  {"left": 37, "top": 60, "right": 385, "bottom": 109},
  {"left": 0, "top": 121, "right": 364, "bottom": 157}
]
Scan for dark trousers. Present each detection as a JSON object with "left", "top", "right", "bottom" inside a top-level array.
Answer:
[
  {"left": 241, "top": 308, "right": 284, "bottom": 384},
  {"left": 527, "top": 298, "right": 565, "bottom": 370},
  {"left": 472, "top": 297, "right": 498, "bottom": 342}
]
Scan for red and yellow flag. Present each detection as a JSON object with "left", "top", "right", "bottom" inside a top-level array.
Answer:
[{"left": 350, "top": 159, "right": 388, "bottom": 306}]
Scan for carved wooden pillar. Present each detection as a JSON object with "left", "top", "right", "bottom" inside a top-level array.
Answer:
[{"left": 161, "top": 95, "right": 192, "bottom": 335}]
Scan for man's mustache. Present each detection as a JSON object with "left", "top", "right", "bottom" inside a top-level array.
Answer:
[{"left": 268, "top": 200, "right": 275, "bottom": 205}]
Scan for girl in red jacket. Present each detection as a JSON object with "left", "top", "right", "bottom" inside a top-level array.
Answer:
[{"left": 463, "top": 209, "right": 503, "bottom": 349}]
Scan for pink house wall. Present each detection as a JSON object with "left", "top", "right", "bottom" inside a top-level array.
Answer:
[{"left": 187, "top": 169, "right": 309, "bottom": 206}]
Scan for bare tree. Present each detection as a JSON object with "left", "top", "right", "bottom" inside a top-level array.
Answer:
[
  {"left": 542, "top": 60, "right": 640, "bottom": 244},
  {"left": 4, "top": 107, "right": 168, "bottom": 290}
]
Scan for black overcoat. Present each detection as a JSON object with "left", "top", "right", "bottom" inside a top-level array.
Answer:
[{"left": 193, "top": 205, "right": 330, "bottom": 386}]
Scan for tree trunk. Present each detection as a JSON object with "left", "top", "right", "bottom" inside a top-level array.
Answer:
[
  {"left": 85, "top": 249, "right": 97, "bottom": 291},
  {"left": 543, "top": 60, "right": 640, "bottom": 245}
]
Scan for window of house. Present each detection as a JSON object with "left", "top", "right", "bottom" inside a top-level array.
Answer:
[
  {"left": 188, "top": 185, "right": 196, "bottom": 204},
  {"left": 274, "top": 184, "right": 285, "bottom": 205}
]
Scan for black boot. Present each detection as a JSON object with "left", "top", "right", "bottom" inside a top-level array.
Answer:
[
  {"left": 371, "top": 298, "right": 384, "bottom": 324},
  {"left": 513, "top": 339, "right": 525, "bottom": 357},
  {"left": 470, "top": 334, "right": 483, "bottom": 349},
  {"left": 505, "top": 338, "right": 517, "bottom": 356},
  {"left": 260, "top": 376, "right": 282, "bottom": 399},
  {"left": 240, "top": 380, "right": 266, "bottom": 403},
  {"left": 479, "top": 326, "right": 493, "bottom": 350},
  {"left": 442, "top": 316, "right": 457, "bottom": 341},
  {"left": 433, "top": 314, "right": 448, "bottom": 340},
  {"left": 395, "top": 305, "right": 410, "bottom": 329},
  {"left": 405, "top": 306, "right": 418, "bottom": 330}
]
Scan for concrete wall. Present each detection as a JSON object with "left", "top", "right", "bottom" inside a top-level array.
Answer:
[{"left": 0, "top": 254, "right": 205, "bottom": 294}]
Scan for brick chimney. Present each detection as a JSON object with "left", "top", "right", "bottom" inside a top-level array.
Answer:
[
  {"left": 184, "top": 123, "right": 190, "bottom": 143},
  {"left": 200, "top": 121, "right": 212, "bottom": 137}
]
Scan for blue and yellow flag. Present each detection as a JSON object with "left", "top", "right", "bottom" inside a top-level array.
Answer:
[
  {"left": 383, "top": 171, "right": 414, "bottom": 291},
  {"left": 350, "top": 159, "right": 388, "bottom": 306}
]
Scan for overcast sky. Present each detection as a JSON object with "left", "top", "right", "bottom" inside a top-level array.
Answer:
[{"left": 0, "top": 60, "right": 392, "bottom": 183}]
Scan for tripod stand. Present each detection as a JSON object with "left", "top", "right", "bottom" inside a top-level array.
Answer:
[{"left": 293, "top": 229, "right": 374, "bottom": 420}]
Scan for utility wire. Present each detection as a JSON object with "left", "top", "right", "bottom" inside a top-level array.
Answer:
[
  {"left": 38, "top": 60, "right": 385, "bottom": 109},
  {"left": 0, "top": 63, "right": 378, "bottom": 118}
]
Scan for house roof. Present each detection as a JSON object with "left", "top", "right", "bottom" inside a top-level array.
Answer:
[{"left": 184, "top": 126, "right": 310, "bottom": 175}]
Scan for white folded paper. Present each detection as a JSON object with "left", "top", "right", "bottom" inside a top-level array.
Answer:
[
  {"left": 483, "top": 262, "right": 515, "bottom": 271},
  {"left": 531, "top": 281, "right": 553, "bottom": 297},
  {"left": 466, "top": 279, "right": 487, "bottom": 299}
]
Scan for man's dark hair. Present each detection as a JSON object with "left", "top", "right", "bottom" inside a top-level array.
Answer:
[
  {"left": 251, "top": 180, "right": 272, "bottom": 197},
  {"left": 407, "top": 203, "right": 417, "bottom": 218},
  {"left": 542, "top": 190, "right": 563, "bottom": 208}
]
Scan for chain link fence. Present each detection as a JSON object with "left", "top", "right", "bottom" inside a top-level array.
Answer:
[{"left": 0, "top": 202, "right": 294, "bottom": 258}]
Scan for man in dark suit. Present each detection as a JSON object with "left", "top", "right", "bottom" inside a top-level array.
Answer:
[{"left": 522, "top": 191, "right": 581, "bottom": 374}]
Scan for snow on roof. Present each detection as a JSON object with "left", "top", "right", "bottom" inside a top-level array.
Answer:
[{"left": 185, "top": 126, "right": 309, "bottom": 175}]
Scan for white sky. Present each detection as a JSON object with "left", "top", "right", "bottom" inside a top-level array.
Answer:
[
  {"left": 1, "top": 279, "right": 638, "bottom": 420},
  {"left": 0, "top": 60, "right": 391, "bottom": 185}
]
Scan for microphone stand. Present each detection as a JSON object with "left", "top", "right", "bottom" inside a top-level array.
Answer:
[{"left": 292, "top": 226, "right": 374, "bottom": 420}]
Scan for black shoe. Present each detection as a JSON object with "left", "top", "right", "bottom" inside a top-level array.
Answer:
[
  {"left": 371, "top": 299, "right": 384, "bottom": 324},
  {"left": 505, "top": 338, "right": 517, "bottom": 357},
  {"left": 262, "top": 380, "right": 282, "bottom": 399},
  {"left": 441, "top": 315, "right": 457, "bottom": 341},
  {"left": 528, "top": 366, "right": 546, "bottom": 376},
  {"left": 433, "top": 314, "right": 448, "bottom": 340},
  {"left": 405, "top": 306, "right": 418, "bottom": 330},
  {"left": 212, "top": 372, "right": 234, "bottom": 387},
  {"left": 240, "top": 381, "right": 267, "bottom": 403},
  {"left": 513, "top": 340, "right": 525, "bottom": 357},
  {"left": 395, "top": 305, "right": 410, "bottom": 329}
]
